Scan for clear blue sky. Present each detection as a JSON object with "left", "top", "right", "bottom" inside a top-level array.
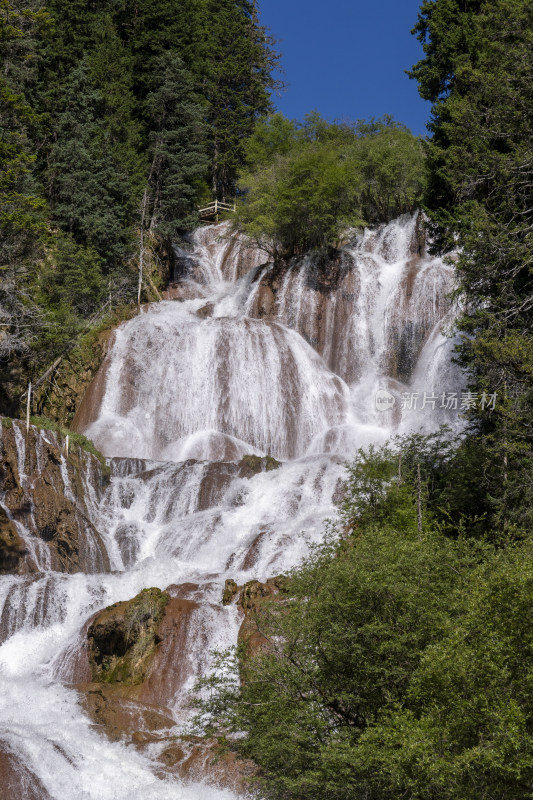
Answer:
[{"left": 258, "top": 0, "right": 432, "bottom": 136}]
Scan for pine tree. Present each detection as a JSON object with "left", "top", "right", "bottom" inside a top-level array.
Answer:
[
  {"left": 143, "top": 53, "right": 208, "bottom": 240},
  {"left": 410, "top": 0, "right": 533, "bottom": 530},
  {"left": 0, "top": 0, "right": 46, "bottom": 268},
  {"left": 45, "top": 59, "right": 135, "bottom": 267},
  {"left": 198, "top": 0, "right": 280, "bottom": 197}
]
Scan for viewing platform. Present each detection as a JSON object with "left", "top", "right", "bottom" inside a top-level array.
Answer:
[{"left": 198, "top": 199, "right": 236, "bottom": 223}]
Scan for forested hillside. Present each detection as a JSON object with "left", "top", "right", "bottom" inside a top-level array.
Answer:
[{"left": 0, "top": 0, "right": 278, "bottom": 412}]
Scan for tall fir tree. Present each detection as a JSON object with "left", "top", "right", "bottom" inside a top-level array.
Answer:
[
  {"left": 143, "top": 53, "right": 208, "bottom": 239},
  {"left": 410, "top": 0, "right": 533, "bottom": 530},
  {"left": 198, "top": 0, "right": 280, "bottom": 197},
  {"left": 45, "top": 58, "right": 136, "bottom": 267}
]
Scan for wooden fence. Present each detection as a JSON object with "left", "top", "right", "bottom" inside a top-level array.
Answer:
[{"left": 197, "top": 199, "right": 236, "bottom": 221}]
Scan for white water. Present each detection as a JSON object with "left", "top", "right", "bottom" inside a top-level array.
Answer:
[{"left": 0, "top": 214, "right": 464, "bottom": 798}]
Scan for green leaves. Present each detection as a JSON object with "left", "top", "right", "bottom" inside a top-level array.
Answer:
[
  {"left": 194, "top": 440, "right": 532, "bottom": 800},
  {"left": 40, "top": 235, "right": 105, "bottom": 318},
  {"left": 234, "top": 114, "right": 425, "bottom": 259}
]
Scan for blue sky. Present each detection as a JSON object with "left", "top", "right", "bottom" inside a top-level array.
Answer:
[{"left": 259, "top": 0, "right": 432, "bottom": 136}]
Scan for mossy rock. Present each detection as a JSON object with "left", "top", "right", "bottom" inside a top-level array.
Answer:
[
  {"left": 0, "top": 508, "right": 27, "bottom": 574},
  {"left": 239, "top": 454, "right": 281, "bottom": 477},
  {"left": 88, "top": 588, "right": 170, "bottom": 685},
  {"left": 222, "top": 579, "right": 238, "bottom": 605}
]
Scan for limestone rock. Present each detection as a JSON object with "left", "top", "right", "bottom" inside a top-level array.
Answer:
[
  {"left": 237, "top": 454, "right": 281, "bottom": 478},
  {"left": 222, "top": 578, "right": 238, "bottom": 605},
  {"left": 81, "top": 684, "right": 175, "bottom": 742},
  {"left": 0, "top": 743, "right": 53, "bottom": 800},
  {"left": 153, "top": 736, "right": 258, "bottom": 795}
]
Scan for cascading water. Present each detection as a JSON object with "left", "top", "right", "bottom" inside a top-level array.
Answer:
[{"left": 0, "top": 213, "right": 464, "bottom": 798}]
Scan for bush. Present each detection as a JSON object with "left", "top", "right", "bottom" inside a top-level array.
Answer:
[
  {"left": 193, "top": 439, "right": 532, "bottom": 800},
  {"left": 234, "top": 113, "right": 426, "bottom": 259}
]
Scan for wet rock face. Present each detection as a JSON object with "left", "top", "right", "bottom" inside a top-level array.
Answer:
[
  {"left": 34, "top": 328, "right": 118, "bottom": 429},
  {"left": 237, "top": 454, "right": 281, "bottom": 478},
  {"left": 0, "top": 421, "right": 110, "bottom": 574},
  {"left": 222, "top": 576, "right": 289, "bottom": 658},
  {"left": 0, "top": 507, "right": 27, "bottom": 574},
  {"left": 222, "top": 578, "right": 238, "bottom": 605},
  {"left": 0, "top": 743, "right": 53, "bottom": 800},
  {"left": 81, "top": 684, "right": 175, "bottom": 742},
  {"left": 153, "top": 736, "right": 258, "bottom": 795},
  {"left": 247, "top": 213, "right": 452, "bottom": 386},
  {"left": 88, "top": 588, "right": 169, "bottom": 685}
]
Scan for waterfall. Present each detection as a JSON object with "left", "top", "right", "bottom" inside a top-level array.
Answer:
[{"left": 0, "top": 214, "right": 464, "bottom": 799}]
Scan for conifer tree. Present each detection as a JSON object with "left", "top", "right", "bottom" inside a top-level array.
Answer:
[
  {"left": 143, "top": 53, "right": 208, "bottom": 239},
  {"left": 45, "top": 59, "right": 135, "bottom": 266},
  {"left": 198, "top": 0, "right": 280, "bottom": 197},
  {"left": 410, "top": 0, "right": 533, "bottom": 529}
]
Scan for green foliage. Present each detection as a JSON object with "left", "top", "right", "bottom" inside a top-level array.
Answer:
[
  {"left": 144, "top": 53, "right": 208, "bottom": 239},
  {"left": 410, "top": 0, "right": 533, "bottom": 531},
  {"left": 40, "top": 235, "right": 105, "bottom": 317},
  {"left": 234, "top": 114, "right": 425, "bottom": 259},
  {"left": 198, "top": 0, "right": 281, "bottom": 197},
  {"left": 355, "top": 117, "right": 427, "bottom": 224},
  {"left": 0, "top": 0, "right": 280, "bottom": 413},
  {"left": 241, "top": 114, "right": 298, "bottom": 172},
  {"left": 45, "top": 59, "right": 136, "bottom": 266},
  {"left": 341, "top": 443, "right": 419, "bottom": 531},
  {"left": 0, "top": 1, "right": 46, "bottom": 268},
  {"left": 194, "top": 441, "right": 532, "bottom": 800},
  {"left": 356, "top": 542, "right": 533, "bottom": 800}
]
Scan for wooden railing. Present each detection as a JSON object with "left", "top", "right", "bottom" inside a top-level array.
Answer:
[{"left": 198, "top": 199, "right": 236, "bottom": 220}]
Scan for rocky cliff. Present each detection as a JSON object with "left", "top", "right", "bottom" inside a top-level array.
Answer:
[{"left": 0, "top": 419, "right": 110, "bottom": 574}]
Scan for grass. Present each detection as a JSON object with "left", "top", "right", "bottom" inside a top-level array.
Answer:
[{"left": 30, "top": 415, "right": 109, "bottom": 472}]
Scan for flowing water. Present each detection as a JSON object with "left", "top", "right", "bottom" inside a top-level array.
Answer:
[{"left": 0, "top": 214, "right": 464, "bottom": 798}]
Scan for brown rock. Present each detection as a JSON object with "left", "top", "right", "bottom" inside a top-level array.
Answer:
[
  {"left": 0, "top": 422, "right": 110, "bottom": 574},
  {"left": 77, "top": 582, "right": 261, "bottom": 792},
  {"left": 0, "top": 743, "right": 53, "bottom": 800},
  {"left": 196, "top": 303, "right": 215, "bottom": 318},
  {"left": 222, "top": 579, "right": 238, "bottom": 605},
  {"left": 153, "top": 737, "right": 258, "bottom": 795},
  {"left": 80, "top": 684, "right": 175, "bottom": 742},
  {"left": 237, "top": 454, "right": 281, "bottom": 479},
  {"left": 88, "top": 588, "right": 169, "bottom": 685},
  {"left": 133, "top": 596, "right": 201, "bottom": 708},
  {"left": 0, "top": 508, "right": 27, "bottom": 574},
  {"left": 236, "top": 577, "right": 288, "bottom": 661}
]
